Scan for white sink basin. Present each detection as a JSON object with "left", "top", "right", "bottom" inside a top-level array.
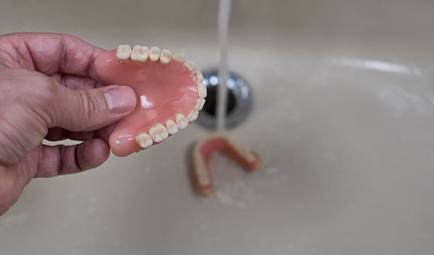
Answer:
[{"left": 1, "top": 0, "right": 434, "bottom": 254}]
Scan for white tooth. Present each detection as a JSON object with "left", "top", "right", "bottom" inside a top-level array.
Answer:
[
  {"left": 198, "top": 84, "right": 207, "bottom": 98},
  {"left": 160, "top": 127, "right": 169, "bottom": 140},
  {"left": 188, "top": 110, "right": 199, "bottom": 122},
  {"left": 196, "top": 168, "right": 211, "bottom": 186},
  {"left": 160, "top": 49, "right": 172, "bottom": 64},
  {"left": 149, "top": 123, "right": 168, "bottom": 143},
  {"left": 130, "top": 45, "right": 149, "bottom": 62},
  {"left": 195, "top": 98, "right": 206, "bottom": 111},
  {"left": 116, "top": 45, "right": 132, "bottom": 60},
  {"left": 173, "top": 53, "right": 185, "bottom": 63},
  {"left": 149, "top": 47, "right": 160, "bottom": 62},
  {"left": 194, "top": 70, "right": 204, "bottom": 82},
  {"left": 175, "top": 114, "right": 188, "bottom": 129},
  {"left": 245, "top": 152, "right": 257, "bottom": 163},
  {"left": 136, "top": 132, "right": 153, "bottom": 149},
  {"left": 165, "top": 119, "right": 178, "bottom": 135},
  {"left": 185, "top": 61, "right": 196, "bottom": 71}
]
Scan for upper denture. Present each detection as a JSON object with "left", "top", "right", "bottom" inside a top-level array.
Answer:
[{"left": 95, "top": 45, "right": 207, "bottom": 156}]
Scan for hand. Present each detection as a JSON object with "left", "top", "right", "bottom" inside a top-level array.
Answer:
[{"left": 0, "top": 33, "right": 137, "bottom": 215}]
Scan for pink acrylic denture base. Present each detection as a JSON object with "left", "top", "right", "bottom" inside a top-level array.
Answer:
[{"left": 95, "top": 49, "right": 201, "bottom": 156}]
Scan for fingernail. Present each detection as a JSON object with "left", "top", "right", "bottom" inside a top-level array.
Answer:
[{"left": 104, "top": 86, "right": 136, "bottom": 114}]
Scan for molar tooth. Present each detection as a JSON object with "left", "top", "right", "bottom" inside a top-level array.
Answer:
[
  {"left": 185, "top": 61, "right": 196, "bottom": 71},
  {"left": 130, "top": 45, "right": 149, "bottom": 62},
  {"left": 195, "top": 98, "right": 206, "bottom": 111},
  {"left": 149, "top": 123, "right": 169, "bottom": 143},
  {"left": 196, "top": 167, "right": 211, "bottom": 186},
  {"left": 173, "top": 53, "right": 185, "bottom": 63},
  {"left": 160, "top": 49, "right": 172, "bottom": 64},
  {"left": 198, "top": 84, "right": 207, "bottom": 98},
  {"left": 175, "top": 114, "right": 188, "bottom": 129},
  {"left": 165, "top": 119, "right": 178, "bottom": 135},
  {"left": 149, "top": 47, "right": 160, "bottom": 62},
  {"left": 188, "top": 110, "right": 199, "bottom": 122},
  {"left": 116, "top": 45, "right": 132, "bottom": 60},
  {"left": 245, "top": 152, "right": 257, "bottom": 164},
  {"left": 136, "top": 132, "right": 153, "bottom": 149}
]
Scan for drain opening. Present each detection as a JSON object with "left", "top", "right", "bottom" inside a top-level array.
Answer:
[
  {"left": 197, "top": 69, "right": 253, "bottom": 130},
  {"left": 202, "top": 86, "right": 237, "bottom": 116}
]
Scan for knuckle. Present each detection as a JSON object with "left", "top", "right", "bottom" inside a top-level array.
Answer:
[
  {"left": 76, "top": 90, "right": 101, "bottom": 129},
  {"left": 37, "top": 77, "right": 59, "bottom": 103},
  {"left": 30, "top": 76, "right": 59, "bottom": 126},
  {"left": 0, "top": 127, "right": 22, "bottom": 165}
]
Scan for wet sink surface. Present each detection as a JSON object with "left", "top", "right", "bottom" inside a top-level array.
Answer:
[{"left": 1, "top": 0, "right": 434, "bottom": 254}]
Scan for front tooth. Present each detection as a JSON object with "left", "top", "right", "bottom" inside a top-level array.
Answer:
[
  {"left": 149, "top": 47, "right": 160, "bottom": 62},
  {"left": 194, "top": 70, "right": 204, "bottom": 82},
  {"left": 160, "top": 49, "right": 172, "bottom": 64},
  {"left": 136, "top": 132, "right": 153, "bottom": 148},
  {"left": 173, "top": 53, "right": 185, "bottom": 63},
  {"left": 198, "top": 84, "right": 207, "bottom": 98},
  {"left": 185, "top": 61, "right": 196, "bottom": 71},
  {"left": 188, "top": 110, "right": 199, "bottom": 122},
  {"left": 175, "top": 114, "right": 188, "bottom": 129},
  {"left": 195, "top": 98, "right": 205, "bottom": 111},
  {"left": 116, "top": 45, "right": 132, "bottom": 60},
  {"left": 165, "top": 119, "right": 178, "bottom": 135},
  {"left": 149, "top": 123, "right": 169, "bottom": 143},
  {"left": 130, "top": 45, "right": 149, "bottom": 62}
]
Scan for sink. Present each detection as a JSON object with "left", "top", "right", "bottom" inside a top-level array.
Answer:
[{"left": 1, "top": 0, "right": 434, "bottom": 254}]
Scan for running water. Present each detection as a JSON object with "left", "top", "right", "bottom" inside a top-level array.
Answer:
[{"left": 216, "top": 0, "right": 232, "bottom": 131}]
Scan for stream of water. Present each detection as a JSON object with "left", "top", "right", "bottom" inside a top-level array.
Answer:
[{"left": 216, "top": 0, "right": 232, "bottom": 130}]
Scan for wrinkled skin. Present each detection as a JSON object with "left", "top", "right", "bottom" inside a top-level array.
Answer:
[{"left": 0, "top": 33, "right": 137, "bottom": 215}]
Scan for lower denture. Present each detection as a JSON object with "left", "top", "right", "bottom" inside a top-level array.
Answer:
[
  {"left": 192, "top": 134, "right": 261, "bottom": 196},
  {"left": 95, "top": 45, "right": 206, "bottom": 156}
]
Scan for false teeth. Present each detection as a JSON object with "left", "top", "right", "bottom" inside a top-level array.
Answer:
[
  {"left": 130, "top": 45, "right": 149, "bottom": 62},
  {"left": 160, "top": 49, "right": 172, "bottom": 64},
  {"left": 165, "top": 119, "right": 179, "bottom": 135},
  {"left": 185, "top": 61, "right": 196, "bottom": 71},
  {"left": 198, "top": 84, "right": 207, "bottom": 98},
  {"left": 149, "top": 47, "right": 161, "bottom": 62},
  {"left": 175, "top": 114, "right": 188, "bottom": 129},
  {"left": 173, "top": 53, "right": 186, "bottom": 63},
  {"left": 195, "top": 98, "right": 205, "bottom": 111},
  {"left": 149, "top": 123, "right": 169, "bottom": 142},
  {"left": 194, "top": 70, "right": 204, "bottom": 82},
  {"left": 116, "top": 45, "right": 132, "bottom": 60},
  {"left": 188, "top": 110, "right": 199, "bottom": 122},
  {"left": 136, "top": 132, "right": 153, "bottom": 149}
]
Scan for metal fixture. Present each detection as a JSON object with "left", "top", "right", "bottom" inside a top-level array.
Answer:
[{"left": 197, "top": 69, "right": 253, "bottom": 129}]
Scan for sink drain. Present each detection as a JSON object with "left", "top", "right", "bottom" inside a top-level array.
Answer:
[{"left": 197, "top": 69, "right": 253, "bottom": 129}]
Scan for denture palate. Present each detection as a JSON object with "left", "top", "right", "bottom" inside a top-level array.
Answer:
[
  {"left": 95, "top": 45, "right": 207, "bottom": 156},
  {"left": 192, "top": 134, "right": 261, "bottom": 196}
]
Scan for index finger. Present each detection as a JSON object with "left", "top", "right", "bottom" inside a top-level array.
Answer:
[{"left": 0, "top": 32, "right": 103, "bottom": 79}]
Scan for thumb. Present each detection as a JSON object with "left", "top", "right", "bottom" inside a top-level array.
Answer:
[{"left": 52, "top": 85, "right": 137, "bottom": 131}]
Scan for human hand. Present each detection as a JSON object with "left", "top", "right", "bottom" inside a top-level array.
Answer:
[{"left": 0, "top": 33, "right": 137, "bottom": 215}]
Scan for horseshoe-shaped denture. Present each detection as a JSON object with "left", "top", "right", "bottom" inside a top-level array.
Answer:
[
  {"left": 192, "top": 134, "right": 261, "bottom": 196},
  {"left": 95, "top": 45, "right": 206, "bottom": 156}
]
